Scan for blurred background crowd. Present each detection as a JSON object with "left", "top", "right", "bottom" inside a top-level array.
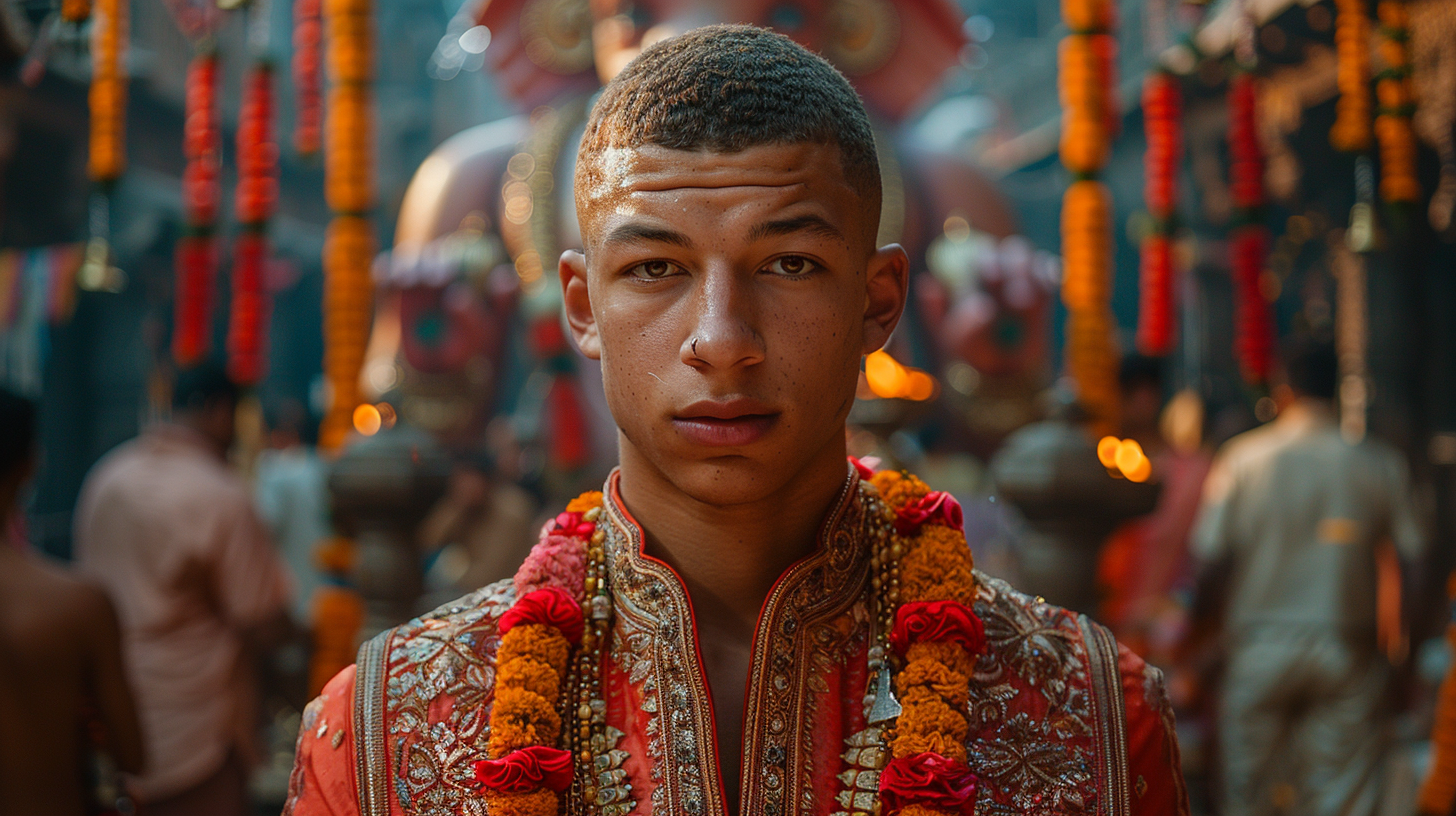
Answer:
[{"left": 1, "top": 0, "right": 1456, "bottom": 813}]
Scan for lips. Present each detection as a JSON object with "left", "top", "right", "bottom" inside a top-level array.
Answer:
[{"left": 673, "top": 398, "right": 779, "bottom": 447}]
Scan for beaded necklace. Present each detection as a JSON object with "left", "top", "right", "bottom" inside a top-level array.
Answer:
[{"left": 473, "top": 465, "right": 985, "bottom": 816}]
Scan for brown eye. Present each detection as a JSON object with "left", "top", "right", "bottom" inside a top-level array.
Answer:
[
  {"left": 766, "top": 256, "right": 816, "bottom": 276},
  {"left": 628, "top": 260, "right": 682, "bottom": 279}
]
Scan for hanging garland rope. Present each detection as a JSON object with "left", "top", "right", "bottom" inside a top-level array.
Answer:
[
  {"left": 174, "top": 50, "right": 220, "bottom": 368},
  {"left": 1137, "top": 70, "right": 1181, "bottom": 357},
  {"left": 319, "top": 0, "right": 376, "bottom": 451},
  {"left": 88, "top": 0, "right": 127, "bottom": 185},
  {"left": 62, "top": 0, "right": 91, "bottom": 23},
  {"left": 292, "top": 0, "right": 323, "bottom": 157},
  {"left": 1228, "top": 70, "right": 1274, "bottom": 385},
  {"left": 1331, "top": 0, "right": 1374, "bottom": 153},
  {"left": 228, "top": 61, "right": 278, "bottom": 386},
  {"left": 1059, "top": 0, "right": 1119, "bottom": 431},
  {"left": 1374, "top": 0, "right": 1420, "bottom": 204}
]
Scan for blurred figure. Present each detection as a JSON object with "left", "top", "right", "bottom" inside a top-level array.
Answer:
[
  {"left": 416, "top": 451, "right": 538, "bottom": 593},
  {"left": 254, "top": 398, "right": 329, "bottom": 624},
  {"left": 1416, "top": 571, "right": 1456, "bottom": 816},
  {"left": 1192, "top": 340, "right": 1424, "bottom": 816},
  {"left": 1099, "top": 357, "right": 1213, "bottom": 663},
  {"left": 0, "top": 386, "right": 144, "bottom": 815},
  {"left": 74, "top": 364, "right": 292, "bottom": 816}
]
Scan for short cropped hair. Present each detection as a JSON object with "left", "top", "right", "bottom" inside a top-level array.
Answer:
[
  {"left": 173, "top": 362, "right": 239, "bottom": 412},
  {"left": 1284, "top": 338, "right": 1338, "bottom": 400},
  {"left": 0, "top": 386, "right": 36, "bottom": 479},
  {"left": 576, "top": 24, "right": 881, "bottom": 215}
]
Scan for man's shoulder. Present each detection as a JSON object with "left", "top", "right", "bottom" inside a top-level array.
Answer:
[{"left": 371, "top": 579, "right": 520, "bottom": 673}]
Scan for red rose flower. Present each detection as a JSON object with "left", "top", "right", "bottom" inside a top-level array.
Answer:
[
  {"left": 879, "top": 752, "right": 978, "bottom": 815},
  {"left": 894, "top": 491, "right": 964, "bottom": 535},
  {"left": 551, "top": 511, "right": 596, "bottom": 539},
  {"left": 850, "top": 456, "right": 876, "bottom": 481},
  {"left": 473, "top": 745, "right": 574, "bottom": 792},
  {"left": 889, "top": 600, "right": 986, "bottom": 657},
  {"left": 498, "top": 586, "right": 584, "bottom": 645}
]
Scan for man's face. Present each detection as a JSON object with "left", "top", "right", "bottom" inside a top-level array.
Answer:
[{"left": 562, "top": 143, "right": 906, "bottom": 506}]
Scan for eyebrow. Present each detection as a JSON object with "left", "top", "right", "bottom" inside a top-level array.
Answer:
[
  {"left": 747, "top": 214, "right": 843, "bottom": 243},
  {"left": 601, "top": 222, "right": 695, "bottom": 249}
]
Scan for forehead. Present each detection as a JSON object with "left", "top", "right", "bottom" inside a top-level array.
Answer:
[{"left": 576, "top": 143, "right": 865, "bottom": 243}]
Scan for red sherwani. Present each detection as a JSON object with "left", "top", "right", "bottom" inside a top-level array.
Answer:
[{"left": 285, "top": 469, "right": 1188, "bottom": 815}]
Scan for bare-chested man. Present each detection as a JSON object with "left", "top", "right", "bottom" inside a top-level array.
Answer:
[{"left": 0, "top": 387, "right": 144, "bottom": 816}]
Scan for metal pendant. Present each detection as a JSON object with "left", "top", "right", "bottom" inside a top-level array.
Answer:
[{"left": 866, "top": 662, "right": 901, "bottom": 725}]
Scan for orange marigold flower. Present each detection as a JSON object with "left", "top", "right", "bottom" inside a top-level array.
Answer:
[
  {"left": 497, "top": 654, "right": 562, "bottom": 704},
  {"left": 896, "top": 657, "right": 970, "bottom": 709},
  {"left": 565, "top": 491, "right": 603, "bottom": 514},
  {"left": 871, "top": 470, "right": 930, "bottom": 510},
  {"left": 481, "top": 789, "right": 558, "bottom": 816},
  {"left": 900, "top": 806, "right": 959, "bottom": 816},
  {"left": 907, "top": 641, "right": 976, "bottom": 679},
  {"left": 487, "top": 686, "right": 562, "bottom": 756},
  {"left": 901, "top": 527, "right": 976, "bottom": 605},
  {"left": 497, "top": 624, "right": 570, "bottom": 676},
  {"left": 892, "top": 698, "right": 970, "bottom": 761}
]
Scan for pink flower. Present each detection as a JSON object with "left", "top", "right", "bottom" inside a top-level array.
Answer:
[
  {"left": 473, "top": 745, "right": 574, "bottom": 792},
  {"left": 550, "top": 511, "right": 596, "bottom": 539},
  {"left": 894, "top": 491, "right": 964, "bottom": 535},
  {"left": 889, "top": 599, "right": 986, "bottom": 658},
  {"left": 878, "top": 752, "right": 978, "bottom": 815},
  {"left": 499, "top": 586, "right": 584, "bottom": 645},
  {"left": 514, "top": 534, "right": 587, "bottom": 598},
  {"left": 850, "top": 456, "right": 876, "bottom": 481}
]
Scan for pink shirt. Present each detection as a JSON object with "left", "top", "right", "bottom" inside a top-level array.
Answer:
[{"left": 75, "top": 425, "right": 291, "bottom": 801}]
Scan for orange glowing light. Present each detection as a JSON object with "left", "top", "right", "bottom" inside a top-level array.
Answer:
[
  {"left": 352, "top": 403, "right": 382, "bottom": 436},
  {"left": 906, "top": 371, "right": 936, "bottom": 401},
  {"left": 1097, "top": 435, "right": 1120, "bottom": 469},
  {"left": 1124, "top": 454, "right": 1153, "bottom": 483},
  {"left": 1114, "top": 439, "right": 1145, "bottom": 475},
  {"left": 865, "top": 350, "right": 908, "bottom": 398}
]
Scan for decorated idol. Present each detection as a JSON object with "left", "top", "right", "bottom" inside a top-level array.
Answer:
[{"left": 285, "top": 26, "right": 1187, "bottom": 816}]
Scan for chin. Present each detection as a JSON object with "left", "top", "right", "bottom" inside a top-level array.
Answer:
[{"left": 665, "top": 456, "right": 806, "bottom": 507}]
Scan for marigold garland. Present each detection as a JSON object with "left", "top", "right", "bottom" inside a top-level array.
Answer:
[
  {"left": 870, "top": 470, "right": 983, "bottom": 816},
  {"left": 88, "top": 0, "right": 127, "bottom": 183},
  {"left": 1331, "top": 0, "right": 1374, "bottom": 152},
  {"left": 174, "top": 51, "right": 219, "bottom": 368},
  {"left": 1375, "top": 0, "right": 1420, "bottom": 203},
  {"left": 1058, "top": 0, "right": 1119, "bottom": 431},
  {"left": 1228, "top": 71, "right": 1274, "bottom": 384},
  {"left": 1138, "top": 71, "right": 1181, "bottom": 356},
  {"left": 228, "top": 63, "right": 277, "bottom": 386},
  {"left": 318, "top": 0, "right": 376, "bottom": 450},
  {"left": 292, "top": 0, "right": 324, "bottom": 156},
  {"left": 62, "top": 0, "right": 90, "bottom": 23}
]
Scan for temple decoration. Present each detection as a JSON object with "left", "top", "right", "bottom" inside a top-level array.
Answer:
[
  {"left": 174, "top": 51, "right": 220, "bottom": 368},
  {"left": 1137, "top": 70, "right": 1181, "bottom": 357},
  {"left": 62, "top": 0, "right": 91, "bottom": 23},
  {"left": 88, "top": 0, "right": 127, "bottom": 184},
  {"left": 229, "top": 62, "right": 278, "bottom": 386},
  {"left": 320, "top": 0, "right": 376, "bottom": 450},
  {"left": 1228, "top": 71, "right": 1274, "bottom": 385},
  {"left": 1058, "top": 0, "right": 1120, "bottom": 430},
  {"left": 1374, "top": 0, "right": 1420, "bottom": 204},
  {"left": 1330, "top": 0, "right": 1373, "bottom": 152},
  {"left": 293, "top": 0, "right": 323, "bottom": 156}
]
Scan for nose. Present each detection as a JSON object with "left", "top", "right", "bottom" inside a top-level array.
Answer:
[{"left": 681, "top": 266, "right": 766, "bottom": 371}]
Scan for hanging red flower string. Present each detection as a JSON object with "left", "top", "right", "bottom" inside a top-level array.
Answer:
[
  {"left": 228, "top": 62, "right": 278, "bottom": 386},
  {"left": 1137, "top": 70, "right": 1181, "bottom": 357},
  {"left": 174, "top": 51, "right": 220, "bottom": 367},
  {"left": 1228, "top": 71, "right": 1274, "bottom": 384},
  {"left": 292, "top": 0, "right": 323, "bottom": 157},
  {"left": 319, "top": 0, "right": 376, "bottom": 450}
]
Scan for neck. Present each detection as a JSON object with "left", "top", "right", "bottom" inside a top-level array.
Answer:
[{"left": 615, "top": 440, "right": 850, "bottom": 632}]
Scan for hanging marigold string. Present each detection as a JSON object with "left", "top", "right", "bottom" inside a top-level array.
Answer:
[
  {"left": 319, "top": 0, "right": 376, "bottom": 450},
  {"left": 1331, "top": 0, "right": 1374, "bottom": 152},
  {"left": 1058, "top": 0, "right": 1120, "bottom": 431},
  {"left": 1374, "top": 0, "right": 1420, "bottom": 203},
  {"left": 174, "top": 51, "right": 220, "bottom": 367},
  {"left": 229, "top": 62, "right": 277, "bottom": 386},
  {"left": 1138, "top": 70, "right": 1181, "bottom": 357},
  {"left": 1228, "top": 71, "right": 1274, "bottom": 384},
  {"left": 62, "top": 0, "right": 91, "bottom": 23},
  {"left": 292, "top": 0, "right": 323, "bottom": 156},
  {"left": 88, "top": 0, "right": 128, "bottom": 185}
]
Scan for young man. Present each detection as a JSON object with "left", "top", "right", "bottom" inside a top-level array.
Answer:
[
  {"left": 0, "top": 387, "right": 145, "bottom": 814},
  {"left": 286, "top": 26, "right": 1186, "bottom": 816}
]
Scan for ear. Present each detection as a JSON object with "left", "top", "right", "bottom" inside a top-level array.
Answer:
[
  {"left": 862, "top": 244, "right": 910, "bottom": 354},
  {"left": 560, "top": 250, "right": 601, "bottom": 359}
]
